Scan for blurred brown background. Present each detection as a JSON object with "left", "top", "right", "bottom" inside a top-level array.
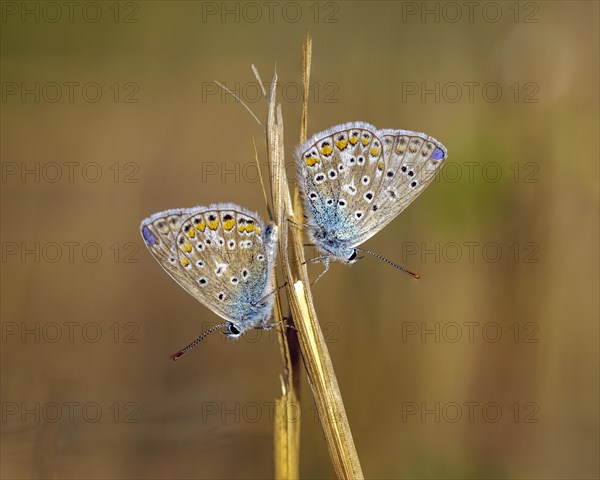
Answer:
[{"left": 1, "top": 1, "right": 598, "bottom": 479}]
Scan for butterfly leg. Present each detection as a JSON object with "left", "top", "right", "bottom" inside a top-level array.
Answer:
[
  {"left": 311, "top": 257, "right": 330, "bottom": 286},
  {"left": 287, "top": 217, "right": 311, "bottom": 229},
  {"left": 255, "top": 318, "right": 297, "bottom": 332}
]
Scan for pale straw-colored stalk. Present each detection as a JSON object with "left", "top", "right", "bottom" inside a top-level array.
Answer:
[{"left": 267, "top": 34, "right": 364, "bottom": 480}]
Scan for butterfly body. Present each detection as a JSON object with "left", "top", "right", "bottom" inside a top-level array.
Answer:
[
  {"left": 140, "top": 203, "right": 277, "bottom": 338},
  {"left": 307, "top": 213, "right": 357, "bottom": 263},
  {"left": 295, "top": 121, "right": 447, "bottom": 263}
]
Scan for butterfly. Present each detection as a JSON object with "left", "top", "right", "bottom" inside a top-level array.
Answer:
[
  {"left": 295, "top": 121, "right": 447, "bottom": 272},
  {"left": 140, "top": 203, "right": 278, "bottom": 359}
]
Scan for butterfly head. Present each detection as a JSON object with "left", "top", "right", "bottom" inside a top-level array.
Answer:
[
  {"left": 344, "top": 249, "right": 358, "bottom": 264},
  {"left": 223, "top": 322, "right": 243, "bottom": 339},
  {"left": 325, "top": 248, "right": 358, "bottom": 264}
]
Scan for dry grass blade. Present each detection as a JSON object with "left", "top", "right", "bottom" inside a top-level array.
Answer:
[
  {"left": 267, "top": 33, "right": 364, "bottom": 479},
  {"left": 264, "top": 75, "right": 301, "bottom": 480}
]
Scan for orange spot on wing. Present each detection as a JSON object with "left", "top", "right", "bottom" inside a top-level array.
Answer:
[
  {"left": 223, "top": 219, "right": 235, "bottom": 230},
  {"left": 306, "top": 156, "right": 320, "bottom": 166},
  {"left": 320, "top": 144, "right": 333, "bottom": 156},
  {"left": 335, "top": 139, "right": 348, "bottom": 150},
  {"left": 208, "top": 219, "right": 219, "bottom": 230}
]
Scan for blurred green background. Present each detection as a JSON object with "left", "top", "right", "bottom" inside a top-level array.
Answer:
[{"left": 1, "top": 1, "right": 598, "bottom": 479}]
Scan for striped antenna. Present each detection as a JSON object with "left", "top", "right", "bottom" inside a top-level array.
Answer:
[
  {"left": 169, "top": 322, "right": 229, "bottom": 361},
  {"left": 355, "top": 247, "right": 421, "bottom": 279}
]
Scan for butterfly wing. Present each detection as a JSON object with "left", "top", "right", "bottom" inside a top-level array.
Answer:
[
  {"left": 295, "top": 122, "right": 446, "bottom": 250},
  {"left": 350, "top": 127, "right": 447, "bottom": 245},
  {"left": 295, "top": 122, "right": 385, "bottom": 249},
  {"left": 140, "top": 203, "right": 275, "bottom": 325}
]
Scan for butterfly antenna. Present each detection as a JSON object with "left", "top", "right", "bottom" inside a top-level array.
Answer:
[
  {"left": 169, "top": 322, "right": 229, "bottom": 361},
  {"left": 356, "top": 247, "right": 421, "bottom": 280}
]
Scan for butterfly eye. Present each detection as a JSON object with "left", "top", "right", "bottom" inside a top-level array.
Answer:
[
  {"left": 347, "top": 250, "right": 357, "bottom": 262},
  {"left": 227, "top": 324, "right": 241, "bottom": 336}
]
